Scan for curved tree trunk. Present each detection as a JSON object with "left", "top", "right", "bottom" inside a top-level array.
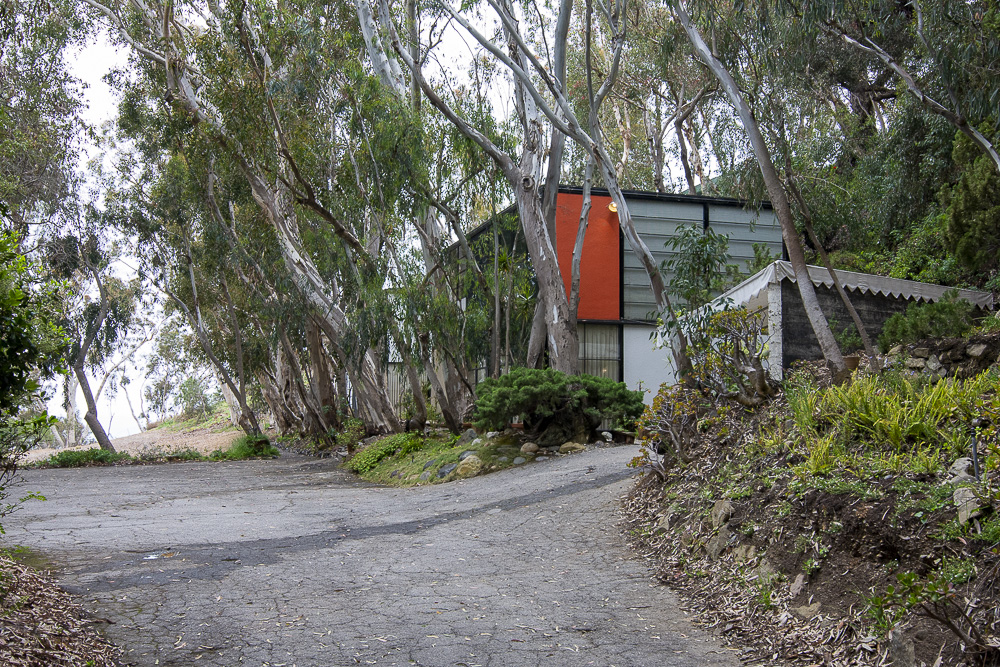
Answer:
[{"left": 673, "top": 0, "right": 847, "bottom": 382}]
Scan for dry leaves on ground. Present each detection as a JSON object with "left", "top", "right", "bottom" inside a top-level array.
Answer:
[{"left": 0, "top": 553, "right": 120, "bottom": 666}]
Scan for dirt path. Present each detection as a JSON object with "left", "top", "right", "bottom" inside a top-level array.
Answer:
[{"left": 5, "top": 448, "right": 738, "bottom": 666}]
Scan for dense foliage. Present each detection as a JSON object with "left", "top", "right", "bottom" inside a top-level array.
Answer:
[
  {"left": 877, "top": 291, "right": 977, "bottom": 352},
  {"left": 0, "top": 229, "right": 68, "bottom": 528},
  {"left": 474, "top": 368, "right": 644, "bottom": 446}
]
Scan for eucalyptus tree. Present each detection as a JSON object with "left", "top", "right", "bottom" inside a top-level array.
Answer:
[
  {"left": 359, "top": 0, "right": 583, "bottom": 373},
  {"left": 0, "top": 0, "right": 85, "bottom": 236},
  {"left": 669, "top": 0, "right": 849, "bottom": 381},
  {"left": 84, "top": 0, "right": 452, "bottom": 432},
  {"left": 44, "top": 230, "right": 140, "bottom": 451},
  {"left": 368, "top": 0, "right": 708, "bottom": 376},
  {"left": 799, "top": 0, "right": 1000, "bottom": 174}
]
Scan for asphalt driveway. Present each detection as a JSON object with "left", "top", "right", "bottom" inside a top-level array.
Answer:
[{"left": 6, "top": 446, "right": 738, "bottom": 666}]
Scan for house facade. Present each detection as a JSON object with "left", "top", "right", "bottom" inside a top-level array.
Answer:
[{"left": 549, "top": 186, "right": 784, "bottom": 396}]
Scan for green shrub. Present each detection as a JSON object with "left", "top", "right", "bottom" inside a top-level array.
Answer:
[
  {"left": 331, "top": 417, "right": 366, "bottom": 452},
  {"left": 38, "top": 448, "right": 133, "bottom": 467},
  {"left": 343, "top": 433, "right": 423, "bottom": 474},
  {"left": 210, "top": 434, "right": 279, "bottom": 461},
  {"left": 878, "top": 290, "right": 975, "bottom": 352},
  {"left": 473, "top": 368, "right": 643, "bottom": 447}
]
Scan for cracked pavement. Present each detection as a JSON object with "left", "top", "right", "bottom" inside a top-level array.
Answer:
[{"left": 6, "top": 445, "right": 738, "bottom": 666}]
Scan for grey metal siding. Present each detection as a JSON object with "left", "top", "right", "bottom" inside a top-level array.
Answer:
[{"left": 622, "top": 199, "right": 782, "bottom": 320}]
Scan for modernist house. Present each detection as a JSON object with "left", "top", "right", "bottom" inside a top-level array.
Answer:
[
  {"left": 467, "top": 185, "right": 785, "bottom": 396},
  {"left": 700, "top": 261, "right": 995, "bottom": 381}
]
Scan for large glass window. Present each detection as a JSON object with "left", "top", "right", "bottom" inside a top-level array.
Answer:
[{"left": 578, "top": 323, "right": 621, "bottom": 380}]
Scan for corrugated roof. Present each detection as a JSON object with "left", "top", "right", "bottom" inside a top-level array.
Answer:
[{"left": 707, "top": 261, "right": 994, "bottom": 311}]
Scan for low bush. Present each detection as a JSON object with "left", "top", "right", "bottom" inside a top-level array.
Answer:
[
  {"left": 343, "top": 433, "right": 424, "bottom": 474},
  {"left": 473, "top": 368, "right": 643, "bottom": 447},
  {"left": 38, "top": 449, "right": 133, "bottom": 467},
  {"left": 210, "top": 434, "right": 279, "bottom": 461},
  {"left": 878, "top": 290, "right": 976, "bottom": 351}
]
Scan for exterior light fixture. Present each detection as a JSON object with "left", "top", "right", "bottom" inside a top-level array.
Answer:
[{"left": 608, "top": 201, "right": 618, "bottom": 213}]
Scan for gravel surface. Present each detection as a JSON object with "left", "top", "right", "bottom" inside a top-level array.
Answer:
[{"left": 5, "top": 447, "right": 738, "bottom": 666}]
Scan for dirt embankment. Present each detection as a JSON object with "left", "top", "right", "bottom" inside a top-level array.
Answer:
[{"left": 23, "top": 426, "right": 241, "bottom": 464}]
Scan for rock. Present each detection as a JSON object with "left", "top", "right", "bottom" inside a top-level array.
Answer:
[
  {"left": 948, "top": 457, "right": 973, "bottom": 478},
  {"left": 954, "top": 486, "right": 980, "bottom": 523},
  {"left": 941, "top": 347, "right": 965, "bottom": 363},
  {"left": 486, "top": 431, "right": 500, "bottom": 439},
  {"left": 789, "top": 573, "right": 808, "bottom": 597},
  {"left": 559, "top": 441, "right": 586, "bottom": 454},
  {"left": 458, "top": 450, "right": 477, "bottom": 461},
  {"left": 512, "top": 457, "right": 526, "bottom": 465},
  {"left": 456, "top": 429, "right": 478, "bottom": 448},
  {"left": 792, "top": 602, "right": 822, "bottom": 620},
  {"left": 711, "top": 499, "right": 734, "bottom": 529},
  {"left": 520, "top": 442, "right": 539, "bottom": 454},
  {"left": 757, "top": 558, "right": 777, "bottom": 578},
  {"left": 497, "top": 456, "right": 509, "bottom": 463},
  {"left": 911, "top": 347, "right": 930, "bottom": 359},
  {"left": 888, "top": 632, "right": 916, "bottom": 667},
  {"left": 418, "top": 471, "right": 432, "bottom": 482},
  {"left": 733, "top": 545, "right": 756, "bottom": 562},
  {"left": 436, "top": 463, "right": 458, "bottom": 479},
  {"left": 968, "top": 343, "right": 989, "bottom": 358},
  {"left": 390, "top": 470, "right": 401, "bottom": 479},
  {"left": 423, "top": 459, "right": 438, "bottom": 470},
  {"left": 888, "top": 345, "right": 903, "bottom": 356},
  {"left": 600, "top": 431, "right": 613, "bottom": 442},
  {"left": 944, "top": 456, "right": 973, "bottom": 484},
  {"left": 470, "top": 438, "right": 482, "bottom": 448},
  {"left": 535, "top": 456, "right": 549, "bottom": 461},
  {"left": 926, "top": 355, "right": 942, "bottom": 372},
  {"left": 657, "top": 503, "right": 682, "bottom": 530},
  {"left": 905, "top": 357, "right": 926, "bottom": 370},
  {"left": 704, "top": 524, "right": 731, "bottom": 561},
  {"left": 455, "top": 455, "right": 483, "bottom": 477}
]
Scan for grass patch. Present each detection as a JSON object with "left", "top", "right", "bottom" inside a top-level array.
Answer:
[
  {"left": 344, "top": 431, "right": 525, "bottom": 486},
  {"left": 209, "top": 435, "right": 279, "bottom": 461}
]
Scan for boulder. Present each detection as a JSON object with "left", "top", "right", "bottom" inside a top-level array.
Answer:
[
  {"left": 711, "top": 499, "right": 734, "bottom": 529},
  {"left": 458, "top": 450, "right": 477, "bottom": 461},
  {"left": 792, "top": 602, "right": 822, "bottom": 620},
  {"left": 906, "top": 357, "right": 926, "bottom": 370},
  {"left": 789, "top": 573, "right": 808, "bottom": 597},
  {"left": 704, "top": 524, "right": 731, "bottom": 561},
  {"left": 600, "top": 431, "right": 613, "bottom": 442},
  {"left": 559, "top": 441, "right": 586, "bottom": 454},
  {"left": 954, "top": 486, "right": 980, "bottom": 524},
  {"left": 911, "top": 347, "right": 930, "bottom": 359},
  {"left": 456, "top": 455, "right": 483, "bottom": 478},
  {"left": 520, "top": 442, "right": 539, "bottom": 454},
  {"left": 437, "top": 463, "right": 458, "bottom": 479},
  {"left": 968, "top": 343, "right": 989, "bottom": 358},
  {"left": 888, "top": 632, "right": 916, "bottom": 667},
  {"left": 418, "top": 471, "right": 432, "bottom": 482},
  {"left": 512, "top": 456, "right": 527, "bottom": 465},
  {"left": 456, "top": 429, "right": 478, "bottom": 448}
]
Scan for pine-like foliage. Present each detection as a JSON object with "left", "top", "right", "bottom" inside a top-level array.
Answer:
[{"left": 473, "top": 368, "right": 643, "bottom": 446}]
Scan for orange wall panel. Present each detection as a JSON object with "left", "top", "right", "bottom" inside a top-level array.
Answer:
[{"left": 554, "top": 193, "right": 620, "bottom": 320}]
